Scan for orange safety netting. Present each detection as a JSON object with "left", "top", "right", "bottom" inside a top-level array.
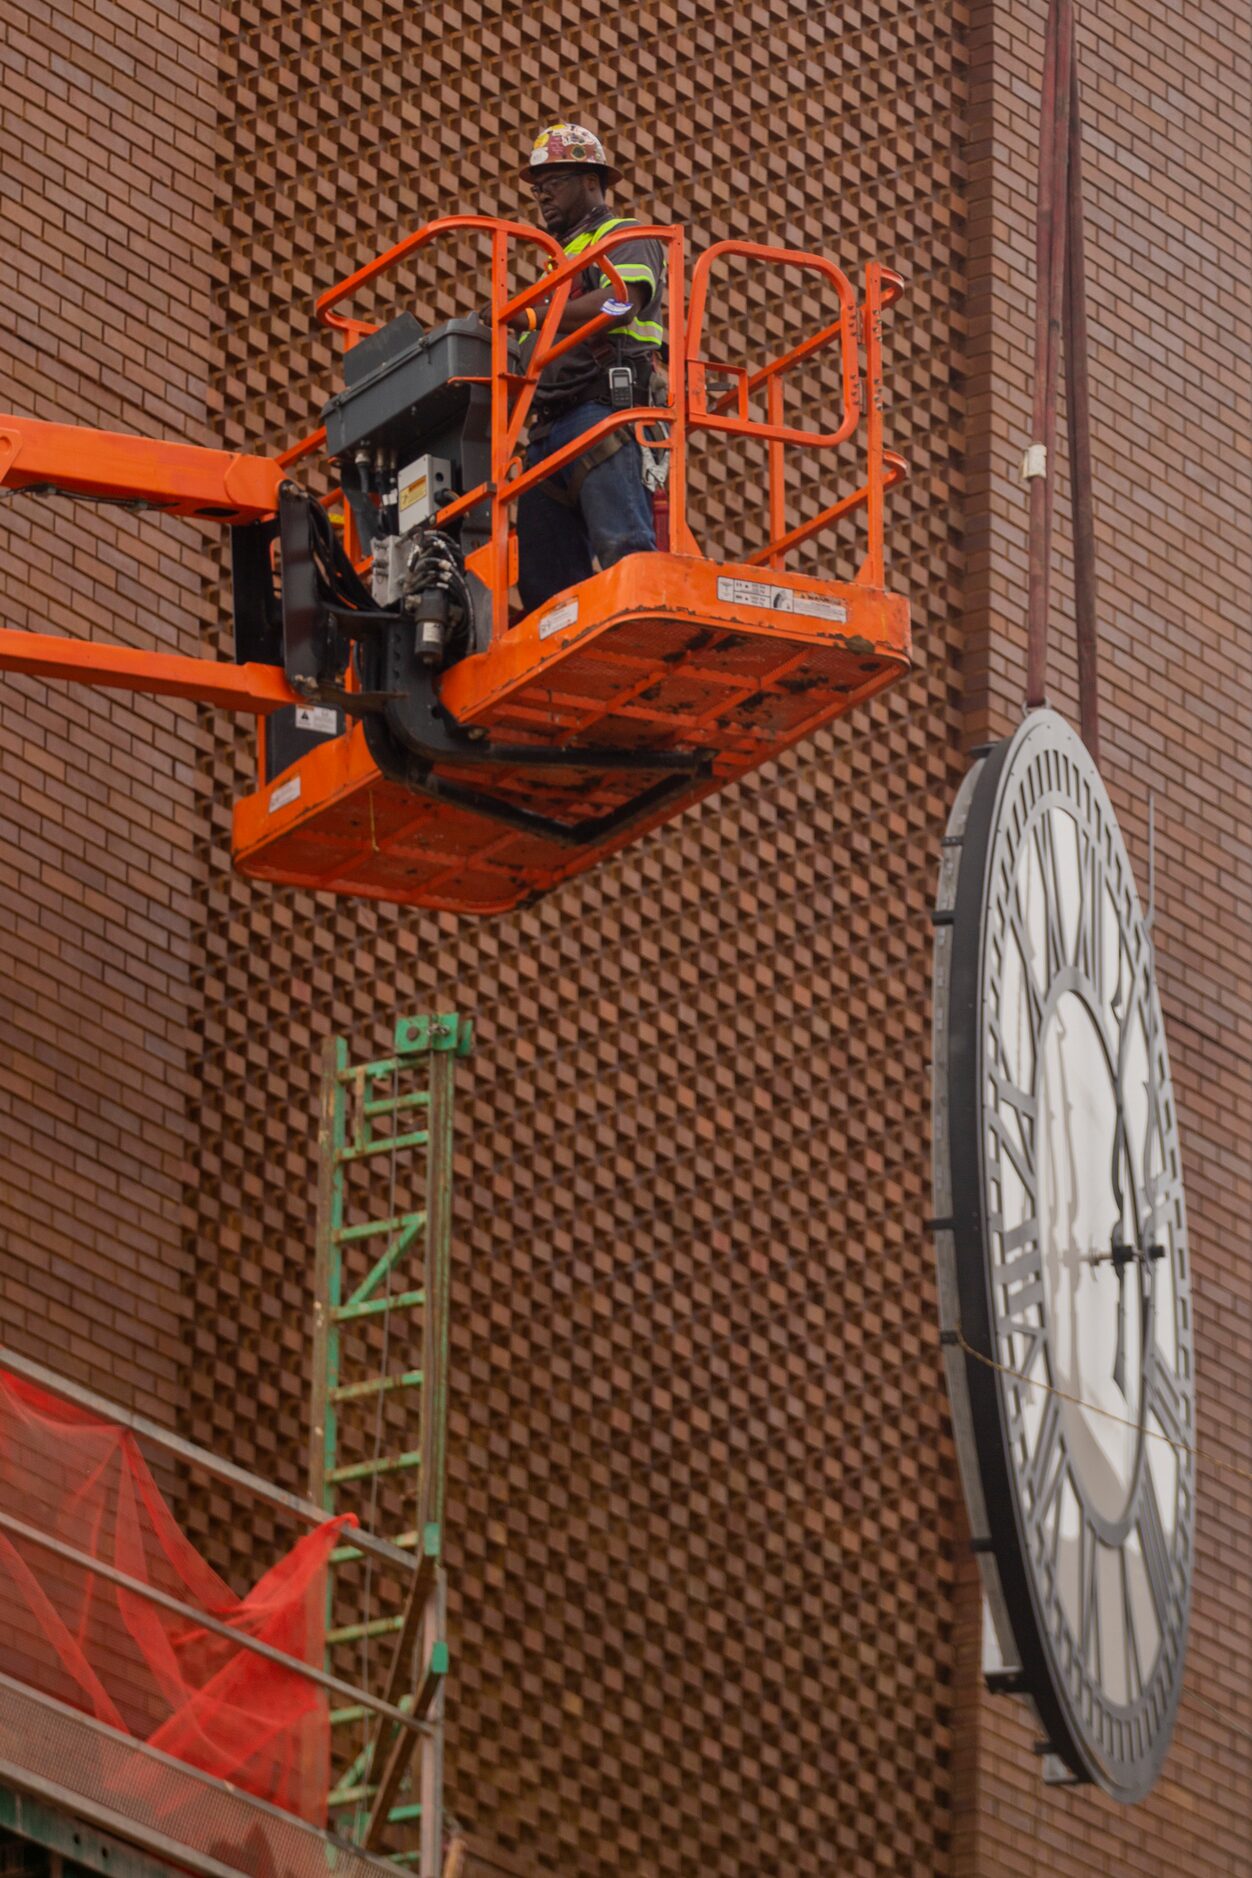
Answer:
[{"left": 0, "top": 1368, "right": 354, "bottom": 1823}]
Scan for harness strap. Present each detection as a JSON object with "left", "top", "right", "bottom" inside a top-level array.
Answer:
[{"left": 536, "top": 430, "right": 626, "bottom": 507}]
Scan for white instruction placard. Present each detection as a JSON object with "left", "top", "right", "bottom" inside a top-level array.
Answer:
[
  {"left": 295, "top": 705, "right": 340, "bottom": 735},
  {"left": 717, "top": 575, "right": 846, "bottom": 624},
  {"left": 717, "top": 575, "right": 792, "bottom": 611},
  {"left": 269, "top": 775, "right": 302, "bottom": 814},
  {"left": 791, "top": 592, "right": 848, "bottom": 623},
  {"left": 538, "top": 597, "right": 579, "bottom": 640}
]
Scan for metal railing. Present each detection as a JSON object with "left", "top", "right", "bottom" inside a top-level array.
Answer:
[
  {"left": 686, "top": 240, "right": 907, "bottom": 582},
  {"left": 300, "top": 214, "right": 907, "bottom": 637},
  {"left": 0, "top": 1344, "right": 424, "bottom": 1875}
]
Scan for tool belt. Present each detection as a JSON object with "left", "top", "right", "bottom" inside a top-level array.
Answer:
[
  {"left": 530, "top": 356, "right": 649, "bottom": 428},
  {"left": 530, "top": 355, "right": 656, "bottom": 507}
]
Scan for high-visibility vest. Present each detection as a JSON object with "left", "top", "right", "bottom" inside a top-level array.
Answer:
[{"left": 524, "top": 215, "right": 664, "bottom": 350}]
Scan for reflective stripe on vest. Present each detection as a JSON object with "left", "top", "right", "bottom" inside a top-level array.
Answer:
[
  {"left": 570, "top": 216, "right": 661, "bottom": 341},
  {"left": 521, "top": 215, "right": 662, "bottom": 348}
]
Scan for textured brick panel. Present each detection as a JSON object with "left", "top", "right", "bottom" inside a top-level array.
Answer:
[
  {"left": 192, "top": 3, "right": 970, "bottom": 1873},
  {"left": 0, "top": 0, "right": 217, "bottom": 1420},
  {"left": 5, "top": 1, "right": 1244, "bottom": 1875},
  {"left": 956, "top": 0, "right": 1252, "bottom": 1870}
]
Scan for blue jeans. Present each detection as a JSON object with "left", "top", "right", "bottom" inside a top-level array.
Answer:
[{"left": 516, "top": 400, "right": 656, "bottom": 613}]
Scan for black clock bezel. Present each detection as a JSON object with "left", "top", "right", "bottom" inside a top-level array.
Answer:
[{"left": 938, "top": 708, "right": 1194, "bottom": 1803}]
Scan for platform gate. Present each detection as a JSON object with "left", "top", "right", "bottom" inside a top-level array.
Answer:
[{"left": 310, "top": 1014, "right": 472, "bottom": 1874}]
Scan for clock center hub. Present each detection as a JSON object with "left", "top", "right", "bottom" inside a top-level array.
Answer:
[{"left": 1037, "top": 983, "right": 1142, "bottom": 1525}]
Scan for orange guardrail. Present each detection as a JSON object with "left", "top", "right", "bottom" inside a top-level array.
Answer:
[{"left": 306, "top": 215, "right": 906, "bottom": 632}]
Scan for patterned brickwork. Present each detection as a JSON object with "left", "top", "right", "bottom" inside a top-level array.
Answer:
[
  {"left": 955, "top": 1, "right": 1252, "bottom": 1870},
  {"left": 187, "top": 3, "right": 971, "bottom": 1873},
  {"left": 0, "top": 0, "right": 217, "bottom": 1420},
  {"left": 5, "top": 2, "right": 1245, "bottom": 1875}
]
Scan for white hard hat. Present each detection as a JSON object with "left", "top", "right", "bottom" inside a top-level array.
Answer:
[{"left": 521, "top": 122, "right": 622, "bottom": 185}]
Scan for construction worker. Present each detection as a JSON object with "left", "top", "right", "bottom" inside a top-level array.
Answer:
[{"left": 505, "top": 123, "right": 664, "bottom": 613}]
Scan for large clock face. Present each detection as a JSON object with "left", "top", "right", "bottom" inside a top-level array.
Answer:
[{"left": 932, "top": 710, "right": 1195, "bottom": 1802}]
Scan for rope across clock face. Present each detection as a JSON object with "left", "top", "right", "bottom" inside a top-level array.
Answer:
[{"left": 933, "top": 709, "right": 1196, "bottom": 1803}]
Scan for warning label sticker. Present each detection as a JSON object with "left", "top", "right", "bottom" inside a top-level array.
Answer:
[
  {"left": 295, "top": 705, "right": 340, "bottom": 735},
  {"left": 792, "top": 592, "right": 848, "bottom": 623},
  {"left": 539, "top": 597, "right": 579, "bottom": 640},
  {"left": 269, "top": 775, "right": 302, "bottom": 814},
  {"left": 716, "top": 576, "right": 847, "bottom": 624}
]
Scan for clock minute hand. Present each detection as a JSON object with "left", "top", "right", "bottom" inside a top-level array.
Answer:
[{"left": 1109, "top": 1057, "right": 1133, "bottom": 1402}]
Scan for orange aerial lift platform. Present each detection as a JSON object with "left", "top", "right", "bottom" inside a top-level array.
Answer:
[{"left": 0, "top": 217, "right": 910, "bottom": 914}]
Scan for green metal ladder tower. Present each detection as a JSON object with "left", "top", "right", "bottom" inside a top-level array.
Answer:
[{"left": 309, "top": 1013, "right": 472, "bottom": 1876}]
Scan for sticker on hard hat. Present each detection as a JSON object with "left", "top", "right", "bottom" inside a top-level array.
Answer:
[{"left": 716, "top": 576, "right": 848, "bottom": 624}]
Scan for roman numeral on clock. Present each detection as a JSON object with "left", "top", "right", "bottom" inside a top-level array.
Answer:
[
  {"left": 1022, "top": 1387, "right": 1064, "bottom": 1520},
  {"left": 996, "top": 1277, "right": 1046, "bottom": 1378},
  {"left": 1120, "top": 1545, "right": 1145, "bottom": 1703},
  {"left": 1075, "top": 832, "right": 1105, "bottom": 1003},
  {"left": 1078, "top": 1513, "right": 1101, "bottom": 1675},
  {"left": 992, "top": 1066, "right": 1036, "bottom": 1122},
  {"left": 1033, "top": 810, "right": 1070, "bottom": 982},
  {"left": 1004, "top": 889, "right": 1047, "bottom": 1036},
  {"left": 988, "top": 1104, "right": 1037, "bottom": 1197},
  {"left": 1137, "top": 1473, "right": 1174, "bottom": 1625},
  {"left": 1148, "top": 1353, "right": 1189, "bottom": 1451}
]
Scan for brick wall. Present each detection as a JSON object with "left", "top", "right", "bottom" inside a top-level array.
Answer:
[
  {"left": 190, "top": 2, "right": 970, "bottom": 1873},
  {"left": 1, "top": 1, "right": 1246, "bottom": 1874},
  {"left": 956, "top": 1, "right": 1252, "bottom": 1869},
  {"left": 0, "top": 0, "right": 217, "bottom": 1419}
]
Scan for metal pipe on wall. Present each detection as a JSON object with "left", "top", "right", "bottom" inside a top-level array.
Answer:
[
  {"left": 1026, "top": 0, "right": 1075, "bottom": 712},
  {"left": 1064, "top": 35, "right": 1102, "bottom": 765}
]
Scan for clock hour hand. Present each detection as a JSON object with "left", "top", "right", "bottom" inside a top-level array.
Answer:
[{"left": 1111, "top": 1243, "right": 1130, "bottom": 1400}]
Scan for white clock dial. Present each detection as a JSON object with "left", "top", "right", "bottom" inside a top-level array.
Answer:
[{"left": 932, "top": 709, "right": 1195, "bottom": 1802}]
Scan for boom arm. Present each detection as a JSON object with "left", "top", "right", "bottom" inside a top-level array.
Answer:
[
  {"left": 0, "top": 413, "right": 298, "bottom": 714},
  {"left": 0, "top": 626, "right": 297, "bottom": 713},
  {"left": 0, "top": 415, "right": 285, "bottom": 521}
]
